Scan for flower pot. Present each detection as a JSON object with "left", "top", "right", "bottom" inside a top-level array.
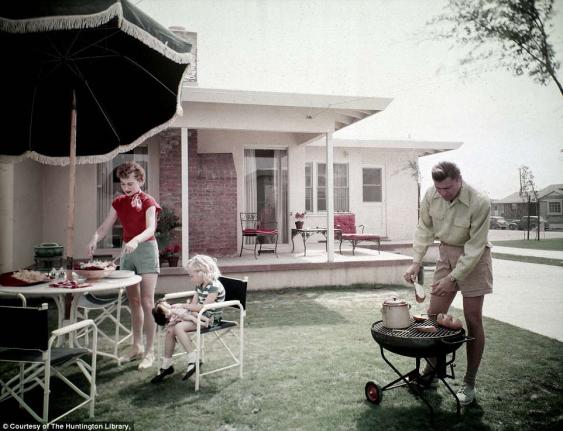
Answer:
[
  {"left": 159, "top": 256, "right": 168, "bottom": 267},
  {"left": 295, "top": 221, "right": 304, "bottom": 229},
  {"left": 167, "top": 256, "right": 179, "bottom": 267}
]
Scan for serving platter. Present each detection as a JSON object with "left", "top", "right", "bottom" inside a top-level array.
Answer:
[{"left": 0, "top": 271, "right": 49, "bottom": 287}]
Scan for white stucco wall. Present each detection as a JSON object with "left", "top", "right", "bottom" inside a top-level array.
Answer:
[{"left": 304, "top": 146, "right": 419, "bottom": 241}]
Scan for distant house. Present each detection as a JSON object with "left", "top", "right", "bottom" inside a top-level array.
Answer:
[{"left": 491, "top": 184, "right": 563, "bottom": 227}]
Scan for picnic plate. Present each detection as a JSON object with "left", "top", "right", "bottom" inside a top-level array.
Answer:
[
  {"left": 106, "top": 270, "right": 135, "bottom": 279},
  {"left": 0, "top": 271, "right": 50, "bottom": 287}
]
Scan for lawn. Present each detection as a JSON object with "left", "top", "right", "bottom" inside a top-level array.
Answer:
[
  {"left": 1, "top": 285, "right": 562, "bottom": 430},
  {"left": 492, "top": 238, "right": 563, "bottom": 251}
]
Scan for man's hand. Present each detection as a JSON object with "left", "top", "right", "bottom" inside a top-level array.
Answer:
[
  {"left": 124, "top": 239, "right": 139, "bottom": 254},
  {"left": 404, "top": 263, "right": 421, "bottom": 284},
  {"left": 431, "top": 277, "right": 457, "bottom": 296}
]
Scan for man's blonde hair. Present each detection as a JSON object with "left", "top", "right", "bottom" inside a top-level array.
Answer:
[{"left": 185, "top": 255, "right": 221, "bottom": 285}]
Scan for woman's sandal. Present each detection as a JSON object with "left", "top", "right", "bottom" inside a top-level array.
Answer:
[{"left": 119, "top": 348, "right": 145, "bottom": 363}]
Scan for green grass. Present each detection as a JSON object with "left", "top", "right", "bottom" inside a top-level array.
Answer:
[
  {"left": 492, "top": 238, "right": 563, "bottom": 251},
  {"left": 1, "top": 286, "right": 562, "bottom": 430}
]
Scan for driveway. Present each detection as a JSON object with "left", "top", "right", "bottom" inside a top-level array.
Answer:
[{"left": 450, "top": 256, "right": 563, "bottom": 342}]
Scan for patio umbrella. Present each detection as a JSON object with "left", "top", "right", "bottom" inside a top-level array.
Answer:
[{"left": 0, "top": 0, "right": 192, "bottom": 268}]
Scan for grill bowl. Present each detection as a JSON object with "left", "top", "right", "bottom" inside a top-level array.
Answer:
[{"left": 371, "top": 319, "right": 465, "bottom": 358}]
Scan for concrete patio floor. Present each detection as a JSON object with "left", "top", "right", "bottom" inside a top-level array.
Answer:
[{"left": 158, "top": 240, "right": 415, "bottom": 292}]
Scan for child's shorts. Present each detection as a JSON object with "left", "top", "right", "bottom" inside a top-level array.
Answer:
[{"left": 120, "top": 240, "right": 160, "bottom": 275}]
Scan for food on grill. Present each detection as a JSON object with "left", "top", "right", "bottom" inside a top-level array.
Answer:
[
  {"left": 11, "top": 270, "right": 49, "bottom": 283},
  {"left": 79, "top": 260, "right": 116, "bottom": 270},
  {"left": 412, "top": 314, "right": 426, "bottom": 322},
  {"left": 413, "top": 282, "right": 426, "bottom": 303},
  {"left": 415, "top": 325, "right": 438, "bottom": 333},
  {"left": 437, "top": 313, "right": 463, "bottom": 330}
]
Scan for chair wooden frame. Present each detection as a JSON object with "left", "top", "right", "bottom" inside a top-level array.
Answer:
[
  {"left": 156, "top": 276, "right": 247, "bottom": 391},
  {"left": 0, "top": 303, "right": 97, "bottom": 424}
]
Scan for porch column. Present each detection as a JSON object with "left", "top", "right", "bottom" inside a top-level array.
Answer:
[
  {"left": 0, "top": 163, "right": 14, "bottom": 272},
  {"left": 181, "top": 127, "right": 189, "bottom": 265},
  {"left": 326, "top": 132, "right": 334, "bottom": 262}
]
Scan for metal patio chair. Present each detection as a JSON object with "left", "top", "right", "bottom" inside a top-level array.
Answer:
[
  {"left": 0, "top": 303, "right": 97, "bottom": 424},
  {"left": 155, "top": 276, "right": 247, "bottom": 390}
]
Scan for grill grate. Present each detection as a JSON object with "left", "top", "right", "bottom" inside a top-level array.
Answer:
[{"left": 373, "top": 319, "right": 462, "bottom": 340}]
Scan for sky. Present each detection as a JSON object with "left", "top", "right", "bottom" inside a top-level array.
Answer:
[{"left": 137, "top": 0, "right": 563, "bottom": 199}]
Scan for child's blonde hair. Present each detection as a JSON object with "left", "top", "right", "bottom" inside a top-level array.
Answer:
[{"left": 185, "top": 255, "right": 221, "bottom": 285}]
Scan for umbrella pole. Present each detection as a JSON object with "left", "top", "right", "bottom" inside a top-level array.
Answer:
[
  {"left": 66, "top": 91, "right": 77, "bottom": 273},
  {"left": 64, "top": 91, "right": 77, "bottom": 320}
]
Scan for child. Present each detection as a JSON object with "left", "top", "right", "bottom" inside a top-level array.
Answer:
[
  {"left": 87, "top": 161, "right": 161, "bottom": 370},
  {"left": 151, "top": 255, "right": 225, "bottom": 383}
]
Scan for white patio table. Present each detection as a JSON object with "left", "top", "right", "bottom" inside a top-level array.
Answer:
[{"left": 0, "top": 275, "right": 141, "bottom": 362}]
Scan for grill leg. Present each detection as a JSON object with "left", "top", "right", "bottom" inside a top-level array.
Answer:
[{"left": 379, "top": 347, "right": 435, "bottom": 419}]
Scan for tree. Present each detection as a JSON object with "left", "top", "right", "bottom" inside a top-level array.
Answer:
[
  {"left": 519, "top": 165, "right": 540, "bottom": 240},
  {"left": 431, "top": 0, "right": 562, "bottom": 95}
]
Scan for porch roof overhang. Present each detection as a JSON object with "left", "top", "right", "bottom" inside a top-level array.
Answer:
[
  {"left": 172, "top": 86, "right": 393, "bottom": 137},
  {"left": 308, "top": 138, "right": 463, "bottom": 156}
]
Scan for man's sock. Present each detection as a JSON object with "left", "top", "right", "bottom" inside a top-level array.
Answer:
[
  {"left": 186, "top": 351, "right": 197, "bottom": 365},
  {"left": 463, "top": 368, "right": 478, "bottom": 387}
]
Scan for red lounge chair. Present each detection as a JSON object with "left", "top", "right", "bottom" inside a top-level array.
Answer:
[{"left": 334, "top": 213, "right": 380, "bottom": 255}]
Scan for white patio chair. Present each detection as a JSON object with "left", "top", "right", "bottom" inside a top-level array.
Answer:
[
  {"left": 0, "top": 303, "right": 97, "bottom": 424},
  {"left": 155, "top": 276, "right": 247, "bottom": 390}
]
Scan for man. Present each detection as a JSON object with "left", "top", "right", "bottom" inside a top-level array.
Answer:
[{"left": 404, "top": 161, "right": 492, "bottom": 405}]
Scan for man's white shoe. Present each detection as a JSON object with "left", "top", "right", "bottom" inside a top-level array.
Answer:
[
  {"left": 456, "top": 384, "right": 476, "bottom": 405},
  {"left": 138, "top": 352, "right": 155, "bottom": 370}
]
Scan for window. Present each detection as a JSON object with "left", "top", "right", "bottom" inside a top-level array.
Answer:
[
  {"left": 96, "top": 146, "right": 149, "bottom": 249},
  {"left": 305, "top": 163, "right": 313, "bottom": 212},
  {"left": 363, "top": 168, "right": 382, "bottom": 202},
  {"left": 315, "top": 163, "right": 349, "bottom": 212},
  {"left": 548, "top": 201, "right": 562, "bottom": 214}
]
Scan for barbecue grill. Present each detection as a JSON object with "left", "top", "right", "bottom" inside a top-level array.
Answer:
[{"left": 365, "top": 318, "right": 471, "bottom": 416}]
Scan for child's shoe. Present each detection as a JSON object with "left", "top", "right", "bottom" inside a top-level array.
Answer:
[
  {"left": 150, "top": 366, "right": 174, "bottom": 383},
  {"left": 182, "top": 361, "right": 197, "bottom": 381}
]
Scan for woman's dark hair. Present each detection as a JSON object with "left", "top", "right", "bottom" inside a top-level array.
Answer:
[
  {"left": 152, "top": 301, "right": 170, "bottom": 326},
  {"left": 431, "top": 161, "right": 461, "bottom": 182}
]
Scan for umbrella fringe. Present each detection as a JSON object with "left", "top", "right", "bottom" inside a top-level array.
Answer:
[
  {"left": 0, "top": 3, "right": 121, "bottom": 34},
  {"left": 0, "top": 2, "right": 191, "bottom": 65}
]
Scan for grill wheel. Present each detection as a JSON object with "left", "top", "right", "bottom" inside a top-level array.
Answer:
[{"left": 365, "top": 381, "right": 382, "bottom": 405}]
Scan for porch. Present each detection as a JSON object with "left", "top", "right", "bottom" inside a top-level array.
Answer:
[{"left": 155, "top": 239, "right": 436, "bottom": 293}]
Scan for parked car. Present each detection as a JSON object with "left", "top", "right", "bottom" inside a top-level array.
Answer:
[
  {"left": 489, "top": 216, "right": 509, "bottom": 229},
  {"left": 516, "top": 216, "right": 549, "bottom": 230},
  {"left": 507, "top": 219, "right": 519, "bottom": 230}
]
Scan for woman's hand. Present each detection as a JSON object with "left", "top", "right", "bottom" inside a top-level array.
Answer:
[
  {"left": 124, "top": 239, "right": 139, "bottom": 254},
  {"left": 404, "top": 263, "right": 420, "bottom": 284},
  {"left": 86, "top": 239, "right": 97, "bottom": 258}
]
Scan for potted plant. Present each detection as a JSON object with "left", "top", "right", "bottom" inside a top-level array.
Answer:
[
  {"left": 294, "top": 211, "right": 306, "bottom": 229},
  {"left": 155, "top": 206, "right": 181, "bottom": 252},
  {"left": 161, "top": 243, "right": 181, "bottom": 267}
]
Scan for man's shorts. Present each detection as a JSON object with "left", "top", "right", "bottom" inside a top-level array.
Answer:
[
  {"left": 433, "top": 243, "right": 493, "bottom": 297},
  {"left": 120, "top": 240, "right": 160, "bottom": 275}
]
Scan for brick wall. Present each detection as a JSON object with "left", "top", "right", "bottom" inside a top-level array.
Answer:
[{"left": 156, "top": 129, "right": 238, "bottom": 257}]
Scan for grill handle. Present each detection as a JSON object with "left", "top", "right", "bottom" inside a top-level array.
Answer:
[{"left": 440, "top": 335, "right": 474, "bottom": 345}]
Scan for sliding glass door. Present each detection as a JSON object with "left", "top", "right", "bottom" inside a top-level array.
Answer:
[{"left": 244, "top": 149, "right": 288, "bottom": 242}]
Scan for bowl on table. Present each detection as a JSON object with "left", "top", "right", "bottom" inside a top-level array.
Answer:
[{"left": 73, "top": 268, "right": 115, "bottom": 280}]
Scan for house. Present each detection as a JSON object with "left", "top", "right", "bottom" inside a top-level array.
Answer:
[
  {"left": 491, "top": 184, "right": 563, "bottom": 228},
  {"left": 0, "top": 30, "right": 461, "bottom": 289},
  {"left": 0, "top": 85, "right": 460, "bottom": 272}
]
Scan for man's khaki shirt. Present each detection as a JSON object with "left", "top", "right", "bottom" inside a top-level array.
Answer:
[{"left": 413, "top": 182, "right": 491, "bottom": 281}]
